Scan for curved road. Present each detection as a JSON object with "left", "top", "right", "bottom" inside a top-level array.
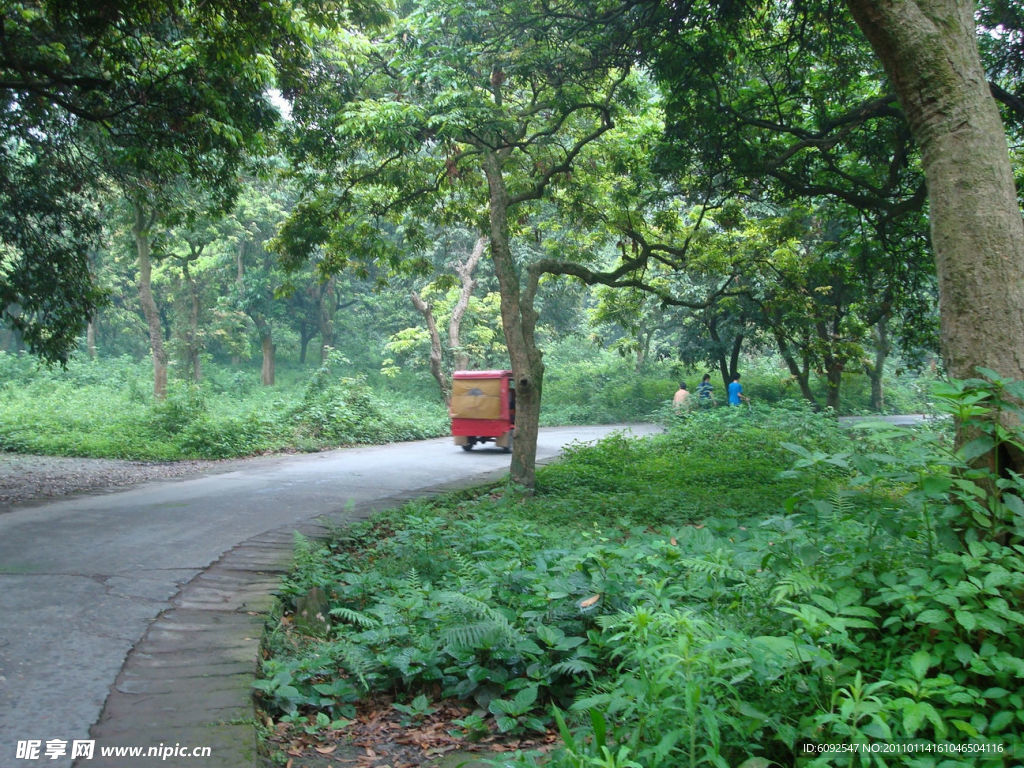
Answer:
[{"left": 0, "top": 425, "right": 658, "bottom": 766}]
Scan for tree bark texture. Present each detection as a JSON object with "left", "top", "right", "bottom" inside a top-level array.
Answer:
[
  {"left": 133, "top": 204, "right": 167, "bottom": 400},
  {"left": 846, "top": 0, "right": 1024, "bottom": 475},
  {"left": 484, "top": 151, "right": 542, "bottom": 490},
  {"left": 846, "top": 0, "right": 1024, "bottom": 383}
]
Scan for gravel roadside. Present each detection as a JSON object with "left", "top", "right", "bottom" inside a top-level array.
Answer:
[{"left": 0, "top": 452, "right": 250, "bottom": 512}]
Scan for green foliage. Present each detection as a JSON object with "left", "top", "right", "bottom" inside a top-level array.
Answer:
[
  {"left": 256, "top": 404, "right": 856, "bottom": 758},
  {"left": 0, "top": 352, "right": 447, "bottom": 459},
  {"left": 541, "top": 342, "right": 678, "bottom": 425},
  {"left": 257, "top": 376, "right": 1024, "bottom": 766}
]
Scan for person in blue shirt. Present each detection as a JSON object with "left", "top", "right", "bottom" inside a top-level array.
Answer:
[
  {"left": 728, "top": 373, "right": 748, "bottom": 406},
  {"left": 697, "top": 373, "right": 716, "bottom": 406}
]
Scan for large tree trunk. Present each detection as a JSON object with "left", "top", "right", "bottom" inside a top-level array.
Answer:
[
  {"left": 847, "top": 0, "right": 1024, "bottom": 473},
  {"left": 485, "top": 151, "right": 542, "bottom": 490},
  {"left": 133, "top": 204, "right": 167, "bottom": 399}
]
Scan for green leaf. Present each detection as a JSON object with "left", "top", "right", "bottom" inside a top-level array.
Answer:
[
  {"left": 954, "top": 644, "right": 974, "bottom": 665},
  {"left": 957, "top": 435, "right": 996, "bottom": 463},
  {"left": 902, "top": 701, "right": 940, "bottom": 736},
  {"left": 513, "top": 685, "right": 539, "bottom": 711},
  {"left": 909, "top": 650, "right": 932, "bottom": 680},
  {"left": 916, "top": 608, "right": 948, "bottom": 624},
  {"left": 954, "top": 610, "right": 977, "bottom": 632}
]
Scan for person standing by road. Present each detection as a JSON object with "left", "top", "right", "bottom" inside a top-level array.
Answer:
[
  {"left": 697, "top": 374, "right": 716, "bottom": 406},
  {"left": 728, "top": 373, "right": 748, "bottom": 406}
]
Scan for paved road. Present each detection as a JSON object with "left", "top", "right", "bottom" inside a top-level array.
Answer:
[{"left": 0, "top": 425, "right": 659, "bottom": 767}]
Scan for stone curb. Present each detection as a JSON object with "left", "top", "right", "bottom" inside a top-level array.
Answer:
[{"left": 78, "top": 471, "right": 512, "bottom": 768}]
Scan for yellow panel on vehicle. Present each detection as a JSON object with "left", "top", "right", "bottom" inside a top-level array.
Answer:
[{"left": 450, "top": 378, "right": 503, "bottom": 419}]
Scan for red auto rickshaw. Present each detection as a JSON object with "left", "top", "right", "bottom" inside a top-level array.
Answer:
[{"left": 450, "top": 369, "right": 515, "bottom": 451}]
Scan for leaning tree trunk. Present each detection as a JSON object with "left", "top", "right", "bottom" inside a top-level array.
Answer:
[
  {"left": 847, "top": 0, "right": 1024, "bottom": 475},
  {"left": 411, "top": 291, "right": 450, "bottom": 406},
  {"left": 450, "top": 236, "right": 486, "bottom": 372},
  {"left": 133, "top": 204, "right": 167, "bottom": 399},
  {"left": 773, "top": 328, "right": 819, "bottom": 408},
  {"left": 485, "top": 152, "right": 543, "bottom": 490}
]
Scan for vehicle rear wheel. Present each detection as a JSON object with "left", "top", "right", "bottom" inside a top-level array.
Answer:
[{"left": 461, "top": 443, "right": 473, "bottom": 451}]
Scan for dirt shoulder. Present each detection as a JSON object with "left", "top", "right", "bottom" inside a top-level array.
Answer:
[{"left": 0, "top": 452, "right": 247, "bottom": 511}]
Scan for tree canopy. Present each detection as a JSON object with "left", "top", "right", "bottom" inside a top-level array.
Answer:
[{"left": 0, "top": 0, "right": 386, "bottom": 363}]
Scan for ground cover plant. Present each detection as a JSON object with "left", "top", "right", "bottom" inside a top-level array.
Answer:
[
  {"left": 254, "top": 386, "right": 1024, "bottom": 766},
  {"left": 0, "top": 351, "right": 449, "bottom": 459},
  {"left": 253, "top": 380, "right": 1024, "bottom": 768}
]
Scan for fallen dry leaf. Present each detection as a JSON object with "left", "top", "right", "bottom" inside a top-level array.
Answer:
[{"left": 579, "top": 594, "right": 600, "bottom": 608}]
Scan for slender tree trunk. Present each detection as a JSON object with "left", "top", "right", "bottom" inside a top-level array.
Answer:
[
  {"left": 774, "top": 329, "right": 819, "bottom": 408},
  {"left": 412, "top": 290, "right": 450, "bottom": 405},
  {"left": 133, "top": 204, "right": 167, "bottom": 399},
  {"left": 86, "top": 319, "right": 96, "bottom": 359},
  {"left": 299, "top": 330, "right": 313, "bottom": 364},
  {"left": 865, "top": 318, "right": 891, "bottom": 411},
  {"left": 715, "top": 330, "right": 744, "bottom": 393},
  {"left": 262, "top": 333, "right": 275, "bottom": 386},
  {"left": 847, "top": 0, "right": 1024, "bottom": 474},
  {"left": 824, "top": 358, "right": 843, "bottom": 412},
  {"left": 254, "top": 318, "right": 275, "bottom": 386},
  {"left": 232, "top": 242, "right": 246, "bottom": 367},
  {"left": 450, "top": 236, "right": 486, "bottom": 371},
  {"left": 182, "top": 260, "right": 201, "bottom": 382},
  {"left": 728, "top": 333, "right": 742, "bottom": 384},
  {"left": 319, "top": 276, "right": 336, "bottom": 362},
  {"left": 485, "top": 151, "right": 542, "bottom": 490}
]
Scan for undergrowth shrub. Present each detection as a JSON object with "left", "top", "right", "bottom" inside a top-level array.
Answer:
[
  {"left": 257, "top": 374, "right": 1024, "bottom": 767},
  {"left": 285, "top": 353, "right": 447, "bottom": 447},
  {"left": 255, "top": 405, "right": 856, "bottom": 764},
  {"left": 0, "top": 351, "right": 448, "bottom": 458}
]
